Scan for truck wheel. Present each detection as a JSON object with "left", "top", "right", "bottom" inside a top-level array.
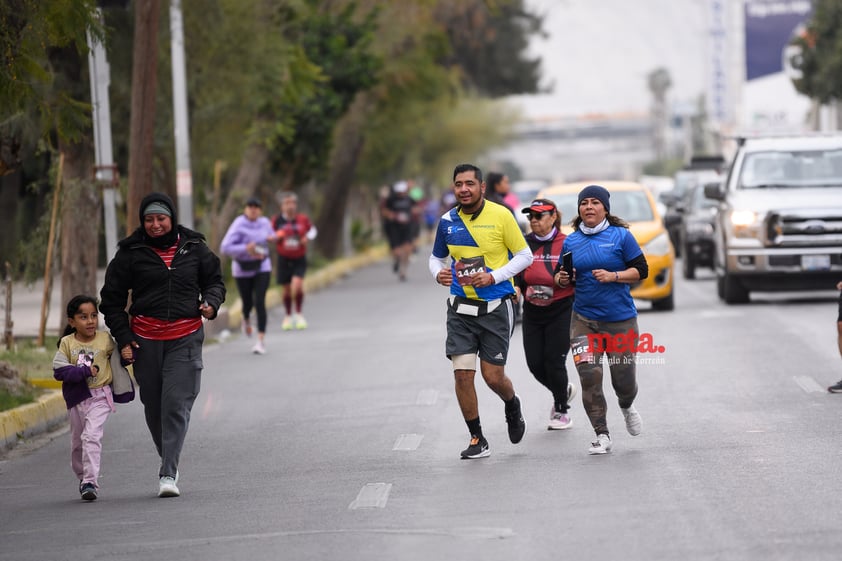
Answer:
[
  {"left": 651, "top": 290, "right": 674, "bottom": 311},
  {"left": 682, "top": 251, "right": 696, "bottom": 280},
  {"left": 722, "top": 273, "right": 749, "bottom": 304}
]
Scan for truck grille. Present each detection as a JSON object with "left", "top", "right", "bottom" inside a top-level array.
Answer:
[{"left": 765, "top": 210, "right": 842, "bottom": 247}]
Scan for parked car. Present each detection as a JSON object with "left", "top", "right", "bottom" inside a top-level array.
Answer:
[
  {"left": 661, "top": 167, "right": 722, "bottom": 257},
  {"left": 537, "top": 180, "right": 675, "bottom": 311},
  {"left": 705, "top": 134, "right": 842, "bottom": 303},
  {"left": 679, "top": 182, "right": 719, "bottom": 279}
]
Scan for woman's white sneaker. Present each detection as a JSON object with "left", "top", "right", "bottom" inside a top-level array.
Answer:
[
  {"left": 588, "top": 433, "right": 612, "bottom": 455},
  {"left": 621, "top": 405, "right": 642, "bottom": 436}
]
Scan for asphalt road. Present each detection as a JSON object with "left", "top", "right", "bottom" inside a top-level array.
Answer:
[{"left": 1, "top": 254, "right": 842, "bottom": 561}]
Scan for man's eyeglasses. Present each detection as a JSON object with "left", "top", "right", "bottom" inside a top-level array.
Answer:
[{"left": 527, "top": 211, "right": 552, "bottom": 220}]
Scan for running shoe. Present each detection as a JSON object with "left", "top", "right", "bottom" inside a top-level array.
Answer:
[
  {"left": 281, "top": 316, "right": 293, "bottom": 331},
  {"left": 621, "top": 405, "right": 642, "bottom": 436},
  {"left": 460, "top": 435, "right": 490, "bottom": 459},
  {"left": 158, "top": 476, "right": 180, "bottom": 498},
  {"left": 80, "top": 482, "right": 97, "bottom": 501},
  {"left": 241, "top": 318, "right": 253, "bottom": 337},
  {"left": 252, "top": 340, "right": 266, "bottom": 355},
  {"left": 588, "top": 433, "right": 612, "bottom": 455},
  {"left": 505, "top": 394, "right": 527, "bottom": 444},
  {"left": 294, "top": 314, "right": 308, "bottom": 330},
  {"left": 547, "top": 409, "right": 572, "bottom": 430},
  {"left": 829, "top": 379, "right": 842, "bottom": 393}
]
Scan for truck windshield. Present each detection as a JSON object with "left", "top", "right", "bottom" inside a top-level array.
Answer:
[{"left": 740, "top": 149, "right": 842, "bottom": 189}]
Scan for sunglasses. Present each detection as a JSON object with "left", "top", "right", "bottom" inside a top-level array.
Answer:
[{"left": 527, "top": 211, "right": 552, "bottom": 220}]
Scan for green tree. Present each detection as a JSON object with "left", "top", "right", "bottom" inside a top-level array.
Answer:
[
  {"left": 1, "top": 0, "right": 104, "bottom": 336},
  {"left": 0, "top": 0, "right": 101, "bottom": 175},
  {"left": 313, "top": 0, "right": 543, "bottom": 257},
  {"left": 259, "top": 1, "right": 381, "bottom": 197},
  {"left": 436, "top": 0, "right": 543, "bottom": 97},
  {"left": 792, "top": 0, "right": 842, "bottom": 103}
]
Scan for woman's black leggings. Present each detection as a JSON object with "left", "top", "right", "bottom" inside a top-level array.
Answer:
[
  {"left": 235, "top": 272, "right": 271, "bottom": 333},
  {"left": 521, "top": 298, "right": 572, "bottom": 413}
]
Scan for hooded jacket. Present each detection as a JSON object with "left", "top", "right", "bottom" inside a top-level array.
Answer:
[{"left": 99, "top": 192, "right": 226, "bottom": 349}]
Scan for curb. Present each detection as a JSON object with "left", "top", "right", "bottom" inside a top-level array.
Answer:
[{"left": 0, "top": 390, "right": 67, "bottom": 451}]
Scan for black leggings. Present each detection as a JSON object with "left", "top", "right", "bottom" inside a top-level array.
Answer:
[
  {"left": 521, "top": 298, "right": 572, "bottom": 413},
  {"left": 235, "top": 272, "right": 271, "bottom": 333}
]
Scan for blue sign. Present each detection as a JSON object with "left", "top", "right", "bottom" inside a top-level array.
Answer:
[{"left": 745, "top": 0, "right": 812, "bottom": 81}]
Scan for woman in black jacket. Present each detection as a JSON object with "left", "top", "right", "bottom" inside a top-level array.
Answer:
[{"left": 100, "top": 192, "right": 226, "bottom": 498}]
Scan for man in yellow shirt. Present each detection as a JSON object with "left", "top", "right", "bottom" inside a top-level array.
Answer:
[{"left": 429, "top": 163, "right": 533, "bottom": 459}]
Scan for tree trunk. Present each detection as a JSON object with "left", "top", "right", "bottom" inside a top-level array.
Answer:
[
  {"left": 58, "top": 138, "right": 100, "bottom": 334},
  {"left": 209, "top": 141, "right": 268, "bottom": 251},
  {"left": 126, "top": 0, "right": 161, "bottom": 234},
  {"left": 316, "top": 93, "right": 371, "bottom": 259}
]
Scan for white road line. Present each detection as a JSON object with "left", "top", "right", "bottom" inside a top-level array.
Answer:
[
  {"left": 793, "top": 375, "right": 825, "bottom": 393},
  {"left": 349, "top": 483, "right": 392, "bottom": 510},
  {"left": 393, "top": 434, "right": 423, "bottom": 450},
  {"left": 415, "top": 389, "right": 438, "bottom": 405}
]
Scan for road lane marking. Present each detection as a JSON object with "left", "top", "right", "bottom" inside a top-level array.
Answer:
[
  {"left": 349, "top": 483, "right": 392, "bottom": 509},
  {"left": 416, "top": 389, "right": 438, "bottom": 405},
  {"left": 393, "top": 434, "right": 423, "bottom": 450},
  {"left": 793, "top": 375, "right": 825, "bottom": 393}
]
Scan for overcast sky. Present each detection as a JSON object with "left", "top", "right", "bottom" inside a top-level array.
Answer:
[{"left": 509, "top": 0, "right": 709, "bottom": 118}]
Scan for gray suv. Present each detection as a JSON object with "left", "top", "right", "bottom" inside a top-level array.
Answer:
[{"left": 705, "top": 134, "right": 842, "bottom": 304}]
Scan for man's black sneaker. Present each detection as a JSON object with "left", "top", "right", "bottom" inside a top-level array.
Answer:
[
  {"left": 460, "top": 435, "right": 490, "bottom": 459},
  {"left": 80, "top": 482, "right": 97, "bottom": 501},
  {"left": 829, "top": 380, "right": 842, "bottom": 393},
  {"left": 505, "top": 394, "right": 527, "bottom": 444}
]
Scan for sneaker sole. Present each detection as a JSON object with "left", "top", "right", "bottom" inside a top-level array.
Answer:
[
  {"left": 460, "top": 449, "right": 491, "bottom": 459},
  {"left": 158, "top": 487, "right": 180, "bottom": 498},
  {"left": 547, "top": 421, "right": 573, "bottom": 430},
  {"left": 81, "top": 490, "right": 97, "bottom": 501},
  {"left": 588, "top": 447, "right": 611, "bottom": 455}
]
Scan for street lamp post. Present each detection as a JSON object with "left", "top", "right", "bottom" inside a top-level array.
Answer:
[{"left": 170, "top": 0, "right": 194, "bottom": 228}]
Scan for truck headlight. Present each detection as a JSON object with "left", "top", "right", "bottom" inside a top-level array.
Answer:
[
  {"left": 644, "top": 232, "right": 672, "bottom": 256},
  {"left": 729, "top": 210, "right": 762, "bottom": 239}
]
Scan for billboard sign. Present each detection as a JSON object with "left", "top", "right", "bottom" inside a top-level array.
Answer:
[{"left": 742, "top": 0, "right": 813, "bottom": 132}]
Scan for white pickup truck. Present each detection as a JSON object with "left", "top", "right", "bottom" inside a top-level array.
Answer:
[{"left": 704, "top": 134, "right": 842, "bottom": 304}]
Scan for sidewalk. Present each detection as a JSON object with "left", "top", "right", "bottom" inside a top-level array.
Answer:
[
  {"left": 2, "top": 270, "right": 107, "bottom": 339},
  {"left": 0, "top": 246, "right": 389, "bottom": 452}
]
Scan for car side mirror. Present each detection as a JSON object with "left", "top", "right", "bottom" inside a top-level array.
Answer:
[
  {"left": 703, "top": 182, "right": 724, "bottom": 201},
  {"left": 659, "top": 192, "right": 677, "bottom": 206}
]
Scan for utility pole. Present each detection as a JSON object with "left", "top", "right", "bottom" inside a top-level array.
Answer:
[
  {"left": 170, "top": 0, "right": 194, "bottom": 228},
  {"left": 87, "top": 9, "right": 119, "bottom": 262}
]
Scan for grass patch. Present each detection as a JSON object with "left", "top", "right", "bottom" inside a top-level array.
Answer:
[
  {"left": 0, "top": 384, "right": 40, "bottom": 412},
  {"left": 0, "top": 336, "right": 60, "bottom": 382},
  {"left": 0, "top": 338, "right": 56, "bottom": 411}
]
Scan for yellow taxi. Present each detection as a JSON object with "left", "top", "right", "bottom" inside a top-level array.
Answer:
[{"left": 536, "top": 181, "right": 675, "bottom": 310}]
